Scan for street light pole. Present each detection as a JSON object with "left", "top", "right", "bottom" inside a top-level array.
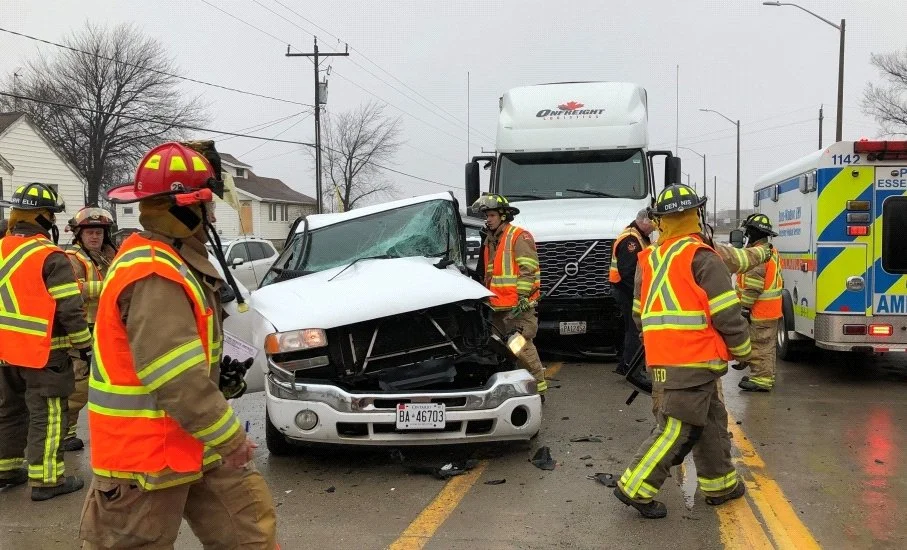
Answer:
[
  {"left": 763, "top": 2, "right": 845, "bottom": 141},
  {"left": 699, "top": 109, "right": 741, "bottom": 222},
  {"left": 678, "top": 147, "right": 706, "bottom": 198}
]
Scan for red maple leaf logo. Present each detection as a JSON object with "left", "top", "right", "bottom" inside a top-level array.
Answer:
[{"left": 558, "top": 101, "right": 584, "bottom": 111}]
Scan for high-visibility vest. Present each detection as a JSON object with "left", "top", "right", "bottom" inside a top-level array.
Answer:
[
  {"left": 0, "top": 235, "right": 65, "bottom": 368},
  {"left": 638, "top": 235, "right": 731, "bottom": 369},
  {"left": 483, "top": 224, "right": 541, "bottom": 310},
  {"left": 65, "top": 245, "right": 104, "bottom": 324},
  {"left": 608, "top": 226, "right": 645, "bottom": 284},
  {"left": 738, "top": 249, "right": 782, "bottom": 321},
  {"left": 88, "top": 233, "right": 223, "bottom": 476}
]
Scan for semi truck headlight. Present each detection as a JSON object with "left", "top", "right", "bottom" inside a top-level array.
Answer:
[{"left": 265, "top": 329, "right": 327, "bottom": 354}]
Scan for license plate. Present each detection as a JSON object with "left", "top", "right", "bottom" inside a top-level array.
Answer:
[
  {"left": 396, "top": 403, "right": 446, "bottom": 430},
  {"left": 559, "top": 321, "right": 587, "bottom": 335}
]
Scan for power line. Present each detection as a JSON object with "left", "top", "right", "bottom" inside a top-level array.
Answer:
[
  {"left": 0, "top": 27, "right": 314, "bottom": 108},
  {"left": 239, "top": 112, "right": 312, "bottom": 156},
  {"left": 265, "top": 0, "right": 496, "bottom": 142},
  {"left": 1, "top": 91, "right": 450, "bottom": 189},
  {"left": 218, "top": 110, "right": 311, "bottom": 142},
  {"left": 199, "top": 0, "right": 302, "bottom": 52}
]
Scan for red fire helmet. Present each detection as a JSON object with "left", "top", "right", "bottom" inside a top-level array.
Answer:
[{"left": 105, "top": 142, "right": 218, "bottom": 204}]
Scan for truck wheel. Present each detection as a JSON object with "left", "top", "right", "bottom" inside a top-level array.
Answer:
[
  {"left": 265, "top": 410, "right": 297, "bottom": 456},
  {"left": 776, "top": 316, "right": 793, "bottom": 361}
]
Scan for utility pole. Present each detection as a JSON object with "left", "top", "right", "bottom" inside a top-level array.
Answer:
[
  {"left": 713, "top": 175, "right": 717, "bottom": 227},
  {"left": 287, "top": 38, "right": 349, "bottom": 214},
  {"left": 818, "top": 104, "right": 824, "bottom": 149}
]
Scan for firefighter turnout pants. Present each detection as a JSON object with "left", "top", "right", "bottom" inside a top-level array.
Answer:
[
  {"left": 67, "top": 355, "right": 89, "bottom": 439},
  {"left": 0, "top": 359, "right": 74, "bottom": 487},
  {"left": 80, "top": 464, "right": 277, "bottom": 549},
  {"left": 747, "top": 320, "right": 778, "bottom": 390},
  {"left": 492, "top": 308, "right": 547, "bottom": 392},
  {"left": 618, "top": 380, "right": 739, "bottom": 502}
]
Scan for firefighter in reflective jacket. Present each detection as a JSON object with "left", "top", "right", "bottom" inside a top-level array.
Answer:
[
  {"left": 78, "top": 142, "right": 277, "bottom": 549},
  {"left": 0, "top": 182, "right": 91, "bottom": 501},
  {"left": 610, "top": 208, "right": 655, "bottom": 375},
  {"left": 736, "top": 214, "right": 782, "bottom": 392},
  {"left": 61, "top": 207, "right": 117, "bottom": 452},
  {"left": 614, "top": 184, "right": 750, "bottom": 519},
  {"left": 472, "top": 194, "right": 546, "bottom": 396}
]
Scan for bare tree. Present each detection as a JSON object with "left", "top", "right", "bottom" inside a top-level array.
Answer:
[
  {"left": 863, "top": 48, "right": 907, "bottom": 135},
  {"left": 0, "top": 23, "right": 206, "bottom": 206},
  {"left": 316, "top": 101, "right": 402, "bottom": 212}
]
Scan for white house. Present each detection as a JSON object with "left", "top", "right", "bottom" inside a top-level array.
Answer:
[
  {"left": 114, "top": 152, "right": 315, "bottom": 246},
  {"left": 0, "top": 112, "right": 87, "bottom": 237}
]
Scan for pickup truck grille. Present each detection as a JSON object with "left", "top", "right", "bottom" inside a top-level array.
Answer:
[{"left": 536, "top": 239, "right": 613, "bottom": 298}]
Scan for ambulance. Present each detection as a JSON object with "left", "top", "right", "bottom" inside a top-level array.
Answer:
[{"left": 753, "top": 140, "right": 907, "bottom": 359}]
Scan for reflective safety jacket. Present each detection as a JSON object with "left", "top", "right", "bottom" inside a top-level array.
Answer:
[
  {"left": 484, "top": 224, "right": 541, "bottom": 310},
  {"left": 89, "top": 234, "right": 238, "bottom": 484},
  {"left": 609, "top": 225, "right": 647, "bottom": 284},
  {"left": 65, "top": 245, "right": 107, "bottom": 324},
  {"left": 637, "top": 235, "right": 752, "bottom": 387},
  {"left": 737, "top": 246, "right": 783, "bottom": 321},
  {"left": 0, "top": 235, "right": 87, "bottom": 368}
]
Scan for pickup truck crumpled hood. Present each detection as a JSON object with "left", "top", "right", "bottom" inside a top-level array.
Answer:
[{"left": 251, "top": 256, "right": 492, "bottom": 332}]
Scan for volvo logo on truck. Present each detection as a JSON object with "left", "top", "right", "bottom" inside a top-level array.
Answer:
[{"left": 536, "top": 100, "right": 605, "bottom": 119}]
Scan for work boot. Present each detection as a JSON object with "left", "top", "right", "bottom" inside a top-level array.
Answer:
[
  {"left": 0, "top": 470, "right": 28, "bottom": 491},
  {"left": 613, "top": 487, "right": 668, "bottom": 519},
  {"left": 705, "top": 480, "right": 746, "bottom": 506},
  {"left": 31, "top": 476, "right": 84, "bottom": 501},
  {"left": 614, "top": 364, "right": 629, "bottom": 375},
  {"left": 738, "top": 379, "right": 770, "bottom": 392},
  {"left": 61, "top": 437, "right": 84, "bottom": 452}
]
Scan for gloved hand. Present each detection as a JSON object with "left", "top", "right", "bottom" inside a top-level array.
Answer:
[
  {"left": 512, "top": 296, "right": 533, "bottom": 316},
  {"left": 78, "top": 347, "right": 93, "bottom": 363},
  {"left": 219, "top": 355, "right": 253, "bottom": 400},
  {"left": 741, "top": 308, "right": 751, "bottom": 323}
]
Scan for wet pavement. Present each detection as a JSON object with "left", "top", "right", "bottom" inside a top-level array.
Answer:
[{"left": 0, "top": 349, "right": 905, "bottom": 549}]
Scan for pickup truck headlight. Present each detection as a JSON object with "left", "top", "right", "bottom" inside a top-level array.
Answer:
[
  {"left": 265, "top": 329, "right": 328, "bottom": 354},
  {"left": 484, "top": 379, "right": 537, "bottom": 408}
]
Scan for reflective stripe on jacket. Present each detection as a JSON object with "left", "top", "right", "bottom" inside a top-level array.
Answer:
[
  {"left": 483, "top": 224, "right": 540, "bottom": 310},
  {"left": 66, "top": 245, "right": 104, "bottom": 324},
  {"left": 609, "top": 226, "right": 645, "bottom": 284},
  {"left": 89, "top": 233, "right": 229, "bottom": 479},
  {"left": 0, "top": 235, "right": 64, "bottom": 368},
  {"left": 737, "top": 249, "right": 782, "bottom": 321},
  {"left": 638, "top": 235, "right": 732, "bottom": 370}
]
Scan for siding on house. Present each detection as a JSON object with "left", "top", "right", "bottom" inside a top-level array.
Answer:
[{"left": 0, "top": 116, "right": 86, "bottom": 237}]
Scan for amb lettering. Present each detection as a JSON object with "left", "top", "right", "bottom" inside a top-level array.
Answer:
[{"left": 877, "top": 294, "right": 907, "bottom": 314}]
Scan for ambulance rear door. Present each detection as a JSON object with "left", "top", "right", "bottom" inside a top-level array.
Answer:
[{"left": 872, "top": 165, "right": 907, "bottom": 316}]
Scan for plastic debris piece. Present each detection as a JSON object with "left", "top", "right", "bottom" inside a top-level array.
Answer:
[
  {"left": 588, "top": 472, "right": 617, "bottom": 487},
  {"left": 325, "top": 486, "right": 335, "bottom": 493},
  {"left": 579, "top": 455, "right": 592, "bottom": 460},
  {"left": 875, "top": 459, "right": 885, "bottom": 464},
  {"left": 484, "top": 479, "right": 506, "bottom": 485},
  {"left": 409, "top": 459, "right": 479, "bottom": 480},
  {"left": 570, "top": 436, "right": 603, "bottom": 443},
  {"left": 530, "top": 447, "right": 556, "bottom": 470}
]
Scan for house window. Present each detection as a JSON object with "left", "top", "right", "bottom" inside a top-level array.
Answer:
[
  {"left": 268, "top": 203, "right": 289, "bottom": 222},
  {"left": 123, "top": 207, "right": 134, "bottom": 215},
  {"left": 235, "top": 167, "right": 245, "bottom": 178}
]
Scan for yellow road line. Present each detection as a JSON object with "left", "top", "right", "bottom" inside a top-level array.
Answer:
[
  {"left": 388, "top": 460, "right": 489, "bottom": 550},
  {"left": 726, "top": 412, "right": 821, "bottom": 550},
  {"left": 717, "top": 494, "right": 774, "bottom": 550}
]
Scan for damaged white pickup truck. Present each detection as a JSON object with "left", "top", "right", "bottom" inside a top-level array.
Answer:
[{"left": 238, "top": 192, "right": 542, "bottom": 454}]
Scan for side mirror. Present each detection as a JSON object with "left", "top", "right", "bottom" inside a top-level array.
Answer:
[
  {"left": 729, "top": 229, "right": 745, "bottom": 249},
  {"left": 231, "top": 257, "right": 245, "bottom": 268},
  {"left": 665, "top": 156, "right": 682, "bottom": 186},
  {"left": 465, "top": 162, "right": 480, "bottom": 208}
]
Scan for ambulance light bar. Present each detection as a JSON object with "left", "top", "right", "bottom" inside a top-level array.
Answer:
[{"left": 854, "top": 140, "right": 907, "bottom": 160}]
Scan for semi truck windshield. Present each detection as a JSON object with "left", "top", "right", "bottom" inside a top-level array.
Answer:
[{"left": 497, "top": 149, "right": 646, "bottom": 200}]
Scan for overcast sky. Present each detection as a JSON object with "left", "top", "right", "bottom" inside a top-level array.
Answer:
[{"left": 2, "top": 0, "right": 906, "bottom": 213}]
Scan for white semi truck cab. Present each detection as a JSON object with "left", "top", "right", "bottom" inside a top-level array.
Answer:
[{"left": 465, "top": 81, "right": 680, "bottom": 354}]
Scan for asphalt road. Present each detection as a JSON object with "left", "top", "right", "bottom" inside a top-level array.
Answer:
[{"left": 1, "top": 348, "right": 905, "bottom": 549}]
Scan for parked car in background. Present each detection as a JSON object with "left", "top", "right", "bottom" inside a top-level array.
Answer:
[
  {"left": 207, "top": 236, "right": 279, "bottom": 290},
  {"left": 236, "top": 192, "right": 542, "bottom": 454}
]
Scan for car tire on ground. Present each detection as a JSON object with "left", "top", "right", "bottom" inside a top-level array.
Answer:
[{"left": 265, "top": 409, "right": 297, "bottom": 456}]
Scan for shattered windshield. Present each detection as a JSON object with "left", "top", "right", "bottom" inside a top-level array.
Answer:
[{"left": 262, "top": 199, "right": 462, "bottom": 285}]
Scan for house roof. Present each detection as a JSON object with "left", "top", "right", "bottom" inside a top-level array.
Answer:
[
  {"left": 220, "top": 152, "right": 252, "bottom": 168},
  {"left": 233, "top": 170, "right": 316, "bottom": 205},
  {"left": 0, "top": 112, "right": 25, "bottom": 137}
]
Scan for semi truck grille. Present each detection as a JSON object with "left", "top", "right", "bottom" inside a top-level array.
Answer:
[{"left": 536, "top": 240, "right": 613, "bottom": 298}]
